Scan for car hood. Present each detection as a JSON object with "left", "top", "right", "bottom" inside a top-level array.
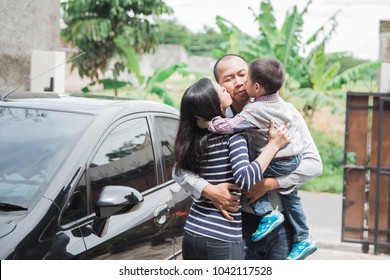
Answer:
[
  {"left": 0, "top": 220, "right": 16, "bottom": 238},
  {"left": 0, "top": 214, "right": 25, "bottom": 238}
]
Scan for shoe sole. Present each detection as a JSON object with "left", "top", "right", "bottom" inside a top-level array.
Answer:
[
  {"left": 251, "top": 215, "right": 285, "bottom": 242},
  {"left": 290, "top": 244, "right": 318, "bottom": 260}
]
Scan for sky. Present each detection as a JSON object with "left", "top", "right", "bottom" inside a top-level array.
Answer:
[{"left": 163, "top": 0, "right": 390, "bottom": 61}]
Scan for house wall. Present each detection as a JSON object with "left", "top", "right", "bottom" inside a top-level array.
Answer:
[
  {"left": 379, "top": 21, "right": 390, "bottom": 93},
  {"left": 0, "top": 0, "right": 60, "bottom": 93}
]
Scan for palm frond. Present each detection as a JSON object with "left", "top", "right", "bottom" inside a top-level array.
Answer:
[
  {"left": 279, "top": 6, "right": 303, "bottom": 66},
  {"left": 325, "top": 61, "right": 381, "bottom": 90},
  {"left": 146, "top": 63, "right": 188, "bottom": 86}
]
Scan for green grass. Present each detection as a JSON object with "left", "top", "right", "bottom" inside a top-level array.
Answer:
[
  {"left": 301, "top": 173, "right": 343, "bottom": 193},
  {"left": 301, "top": 128, "right": 344, "bottom": 194}
]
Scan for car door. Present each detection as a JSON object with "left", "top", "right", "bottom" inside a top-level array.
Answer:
[
  {"left": 78, "top": 115, "right": 177, "bottom": 259},
  {"left": 151, "top": 115, "right": 191, "bottom": 258}
]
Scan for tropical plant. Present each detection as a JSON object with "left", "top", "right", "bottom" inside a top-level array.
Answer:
[
  {"left": 144, "top": 63, "right": 205, "bottom": 107},
  {"left": 213, "top": 0, "right": 381, "bottom": 123},
  {"left": 143, "top": 63, "right": 187, "bottom": 107},
  {"left": 61, "top": 0, "right": 173, "bottom": 84},
  {"left": 293, "top": 44, "right": 381, "bottom": 121},
  {"left": 214, "top": 0, "right": 338, "bottom": 88}
]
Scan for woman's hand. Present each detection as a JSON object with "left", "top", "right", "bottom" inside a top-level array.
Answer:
[
  {"left": 268, "top": 120, "right": 291, "bottom": 149},
  {"left": 194, "top": 116, "right": 211, "bottom": 129}
]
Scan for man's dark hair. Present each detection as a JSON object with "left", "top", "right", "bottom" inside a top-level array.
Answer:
[
  {"left": 213, "top": 54, "right": 247, "bottom": 83},
  {"left": 249, "top": 57, "right": 285, "bottom": 94}
]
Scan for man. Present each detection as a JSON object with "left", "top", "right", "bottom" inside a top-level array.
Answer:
[{"left": 174, "top": 54, "right": 323, "bottom": 259}]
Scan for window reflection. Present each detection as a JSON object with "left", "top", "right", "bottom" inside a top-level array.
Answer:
[
  {"left": 0, "top": 107, "right": 92, "bottom": 207},
  {"left": 155, "top": 117, "right": 178, "bottom": 182},
  {"left": 89, "top": 118, "right": 156, "bottom": 211}
]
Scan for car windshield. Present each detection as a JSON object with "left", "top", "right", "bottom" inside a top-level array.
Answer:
[{"left": 0, "top": 107, "right": 93, "bottom": 209}]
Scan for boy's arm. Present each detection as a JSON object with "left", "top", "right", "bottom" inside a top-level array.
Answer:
[{"left": 209, "top": 113, "right": 254, "bottom": 134}]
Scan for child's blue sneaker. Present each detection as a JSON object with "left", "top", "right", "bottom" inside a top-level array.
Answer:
[
  {"left": 286, "top": 236, "right": 318, "bottom": 260},
  {"left": 251, "top": 209, "right": 284, "bottom": 242}
]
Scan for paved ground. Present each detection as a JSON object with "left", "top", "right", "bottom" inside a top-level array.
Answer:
[{"left": 300, "top": 191, "right": 390, "bottom": 260}]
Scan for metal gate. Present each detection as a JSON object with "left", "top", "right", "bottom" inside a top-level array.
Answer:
[{"left": 342, "top": 92, "right": 390, "bottom": 254}]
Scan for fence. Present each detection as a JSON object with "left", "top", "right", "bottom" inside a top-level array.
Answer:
[{"left": 342, "top": 92, "right": 390, "bottom": 254}]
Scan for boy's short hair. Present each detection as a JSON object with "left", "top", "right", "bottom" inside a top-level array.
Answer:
[{"left": 249, "top": 57, "right": 285, "bottom": 94}]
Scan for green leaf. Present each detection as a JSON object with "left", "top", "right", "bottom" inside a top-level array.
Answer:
[
  {"left": 147, "top": 63, "right": 188, "bottom": 86},
  {"left": 215, "top": 16, "right": 257, "bottom": 57},
  {"left": 61, "top": 0, "right": 172, "bottom": 83},
  {"left": 321, "top": 62, "right": 341, "bottom": 86},
  {"left": 148, "top": 85, "right": 165, "bottom": 98},
  {"left": 311, "top": 44, "right": 326, "bottom": 88},
  {"left": 114, "top": 35, "right": 143, "bottom": 84},
  {"left": 304, "top": 10, "right": 339, "bottom": 48},
  {"left": 81, "top": 86, "right": 90, "bottom": 93},
  {"left": 163, "top": 94, "right": 176, "bottom": 107},
  {"left": 325, "top": 61, "right": 381, "bottom": 90},
  {"left": 279, "top": 6, "right": 303, "bottom": 66},
  {"left": 99, "top": 79, "right": 129, "bottom": 90},
  {"left": 256, "top": 0, "right": 279, "bottom": 43}
]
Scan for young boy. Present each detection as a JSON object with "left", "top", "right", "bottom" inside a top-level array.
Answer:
[{"left": 207, "top": 57, "right": 318, "bottom": 260}]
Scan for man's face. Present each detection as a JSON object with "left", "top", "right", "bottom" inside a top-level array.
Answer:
[{"left": 216, "top": 56, "right": 250, "bottom": 105}]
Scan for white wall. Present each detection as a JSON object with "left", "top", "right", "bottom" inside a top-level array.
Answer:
[
  {"left": 31, "top": 50, "right": 65, "bottom": 93},
  {"left": 379, "top": 63, "right": 390, "bottom": 93}
]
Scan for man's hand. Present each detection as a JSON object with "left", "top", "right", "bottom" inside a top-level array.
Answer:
[
  {"left": 202, "top": 183, "right": 240, "bottom": 220},
  {"left": 243, "top": 177, "right": 280, "bottom": 204}
]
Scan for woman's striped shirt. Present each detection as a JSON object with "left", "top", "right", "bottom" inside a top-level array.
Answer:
[{"left": 184, "top": 132, "right": 263, "bottom": 242}]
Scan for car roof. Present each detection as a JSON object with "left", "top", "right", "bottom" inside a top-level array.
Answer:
[{"left": 0, "top": 91, "right": 179, "bottom": 116}]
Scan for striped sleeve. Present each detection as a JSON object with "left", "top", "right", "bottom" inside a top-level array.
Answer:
[{"left": 227, "top": 133, "right": 263, "bottom": 190}]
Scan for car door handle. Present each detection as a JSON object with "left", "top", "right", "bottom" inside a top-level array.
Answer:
[{"left": 154, "top": 204, "right": 169, "bottom": 217}]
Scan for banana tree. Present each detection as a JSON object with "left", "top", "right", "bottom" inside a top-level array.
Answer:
[
  {"left": 143, "top": 63, "right": 190, "bottom": 107},
  {"left": 81, "top": 34, "right": 142, "bottom": 96},
  {"left": 292, "top": 44, "right": 381, "bottom": 123},
  {"left": 214, "top": 0, "right": 339, "bottom": 91}
]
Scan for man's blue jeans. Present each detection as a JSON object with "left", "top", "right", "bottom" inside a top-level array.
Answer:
[
  {"left": 182, "top": 230, "right": 245, "bottom": 260},
  {"left": 242, "top": 210, "right": 293, "bottom": 260}
]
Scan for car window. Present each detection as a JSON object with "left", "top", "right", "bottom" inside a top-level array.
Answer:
[
  {"left": 89, "top": 117, "right": 156, "bottom": 212},
  {"left": 154, "top": 117, "right": 178, "bottom": 182},
  {"left": 0, "top": 107, "right": 93, "bottom": 209}
]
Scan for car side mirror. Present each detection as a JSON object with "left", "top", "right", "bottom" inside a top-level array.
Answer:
[
  {"left": 95, "top": 186, "right": 143, "bottom": 218},
  {"left": 89, "top": 186, "right": 143, "bottom": 238}
]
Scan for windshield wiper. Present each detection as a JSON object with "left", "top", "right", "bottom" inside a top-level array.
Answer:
[{"left": 0, "top": 202, "right": 28, "bottom": 211}]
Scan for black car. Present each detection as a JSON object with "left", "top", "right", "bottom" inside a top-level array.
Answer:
[{"left": 0, "top": 92, "right": 190, "bottom": 260}]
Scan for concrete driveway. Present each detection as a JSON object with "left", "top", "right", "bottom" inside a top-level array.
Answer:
[{"left": 300, "top": 191, "right": 390, "bottom": 260}]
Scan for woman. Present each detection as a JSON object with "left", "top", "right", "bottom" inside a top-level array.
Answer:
[{"left": 173, "top": 78, "right": 290, "bottom": 260}]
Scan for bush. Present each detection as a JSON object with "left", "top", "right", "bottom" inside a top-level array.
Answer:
[{"left": 300, "top": 128, "right": 344, "bottom": 193}]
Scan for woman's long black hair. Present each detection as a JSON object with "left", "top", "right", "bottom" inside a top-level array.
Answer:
[{"left": 174, "top": 78, "right": 224, "bottom": 175}]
